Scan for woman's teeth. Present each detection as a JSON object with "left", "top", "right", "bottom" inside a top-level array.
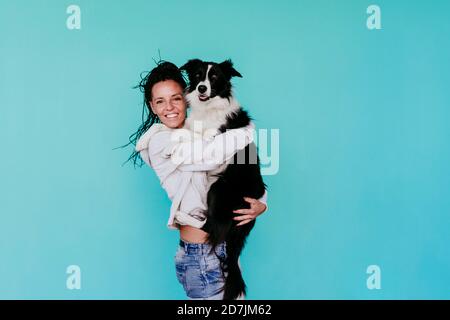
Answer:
[{"left": 166, "top": 113, "right": 178, "bottom": 118}]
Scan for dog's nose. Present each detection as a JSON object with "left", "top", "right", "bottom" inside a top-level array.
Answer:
[{"left": 198, "top": 85, "right": 207, "bottom": 94}]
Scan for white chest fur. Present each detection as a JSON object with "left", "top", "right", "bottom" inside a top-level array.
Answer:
[{"left": 185, "top": 95, "right": 241, "bottom": 136}]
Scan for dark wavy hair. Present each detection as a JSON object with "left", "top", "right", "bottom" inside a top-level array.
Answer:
[{"left": 115, "top": 60, "right": 187, "bottom": 168}]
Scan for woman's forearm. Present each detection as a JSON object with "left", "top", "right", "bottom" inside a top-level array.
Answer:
[{"left": 169, "top": 123, "right": 255, "bottom": 171}]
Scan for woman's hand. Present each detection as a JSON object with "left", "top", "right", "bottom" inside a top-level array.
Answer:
[{"left": 233, "top": 197, "right": 267, "bottom": 227}]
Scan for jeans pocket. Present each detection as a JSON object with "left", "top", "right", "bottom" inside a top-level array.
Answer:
[
  {"left": 175, "top": 262, "right": 185, "bottom": 286},
  {"left": 204, "top": 259, "right": 225, "bottom": 286}
]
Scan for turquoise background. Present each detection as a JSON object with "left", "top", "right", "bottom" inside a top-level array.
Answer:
[{"left": 1, "top": 0, "right": 449, "bottom": 299}]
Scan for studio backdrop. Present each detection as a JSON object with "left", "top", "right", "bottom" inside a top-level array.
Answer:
[{"left": 1, "top": 0, "right": 449, "bottom": 299}]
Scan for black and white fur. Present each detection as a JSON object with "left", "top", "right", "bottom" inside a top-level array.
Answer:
[{"left": 180, "top": 59, "right": 266, "bottom": 300}]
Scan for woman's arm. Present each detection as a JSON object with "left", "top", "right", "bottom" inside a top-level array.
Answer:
[
  {"left": 167, "top": 123, "right": 255, "bottom": 171},
  {"left": 139, "top": 123, "right": 254, "bottom": 186}
]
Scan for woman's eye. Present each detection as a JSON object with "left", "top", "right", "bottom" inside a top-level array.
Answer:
[{"left": 156, "top": 100, "right": 163, "bottom": 104}]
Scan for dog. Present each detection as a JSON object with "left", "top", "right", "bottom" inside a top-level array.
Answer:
[{"left": 180, "top": 59, "right": 266, "bottom": 300}]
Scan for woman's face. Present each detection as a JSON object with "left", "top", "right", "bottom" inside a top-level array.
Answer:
[{"left": 150, "top": 80, "right": 187, "bottom": 128}]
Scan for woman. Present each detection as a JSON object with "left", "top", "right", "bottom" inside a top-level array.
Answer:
[{"left": 126, "top": 61, "right": 267, "bottom": 300}]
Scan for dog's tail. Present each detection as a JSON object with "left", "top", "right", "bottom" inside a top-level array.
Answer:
[
  {"left": 204, "top": 218, "right": 246, "bottom": 299},
  {"left": 222, "top": 243, "right": 246, "bottom": 300}
]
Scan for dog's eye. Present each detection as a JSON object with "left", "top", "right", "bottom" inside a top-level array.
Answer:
[
  {"left": 210, "top": 74, "right": 217, "bottom": 80},
  {"left": 195, "top": 73, "right": 201, "bottom": 78}
]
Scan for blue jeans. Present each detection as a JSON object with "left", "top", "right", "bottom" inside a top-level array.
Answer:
[{"left": 175, "top": 239, "right": 228, "bottom": 299}]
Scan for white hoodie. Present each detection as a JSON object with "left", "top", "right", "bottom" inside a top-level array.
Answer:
[{"left": 135, "top": 122, "right": 266, "bottom": 230}]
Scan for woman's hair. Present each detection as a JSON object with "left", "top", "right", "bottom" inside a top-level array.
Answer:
[{"left": 117, "top": 60, "right": 187, "bottom": 167}]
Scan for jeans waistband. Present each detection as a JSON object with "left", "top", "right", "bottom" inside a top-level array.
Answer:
[{"left": 179, "top": 238, "right": 226, "bottom": 255}]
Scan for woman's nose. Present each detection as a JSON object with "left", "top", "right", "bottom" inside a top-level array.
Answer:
[{"left": 166, "top": 102, "right": 175, "bottom": 110}]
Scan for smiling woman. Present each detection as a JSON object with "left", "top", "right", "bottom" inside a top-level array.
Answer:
[
  {"left": 122, "top": 61, "right": 268, "bottom": 300},
  {"left": 150, "top": 80, "right": 186, "bottom": 129}
]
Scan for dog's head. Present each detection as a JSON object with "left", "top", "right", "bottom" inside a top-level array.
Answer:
[{"left": 180, "top": 59, "right": 242, "bottom": 106}]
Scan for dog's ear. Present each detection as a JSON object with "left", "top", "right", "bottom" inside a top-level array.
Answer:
[
  {"left": 219, "top": 59, "right": 242, "bottom": 78},
  {"left": 179, "top": 59, "right": 203, "bottom": 76}
]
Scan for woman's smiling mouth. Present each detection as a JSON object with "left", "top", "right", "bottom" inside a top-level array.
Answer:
[{"left": 165, "top": 113, "right": 179, "bottom": 118}]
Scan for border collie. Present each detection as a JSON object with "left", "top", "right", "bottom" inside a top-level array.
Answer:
[{"left": 180, "top": 59, "right": 266, "bottom": 300}]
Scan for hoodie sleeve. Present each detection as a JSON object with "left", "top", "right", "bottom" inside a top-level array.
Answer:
[
  {"left": 258, "top": 190, "right": 268, "bottom": 211},
  {"left": 168, "top": 122, "right": 255, "bottom": 172},
  {"left": 135, "top": 122, "right": 255, "bottom": 179}
]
